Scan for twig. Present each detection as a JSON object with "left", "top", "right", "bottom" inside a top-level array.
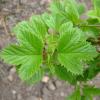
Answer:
[
  {"left": 2, "top": 16, "right": 9, "bottom": 36},
  {"left": 16, "top": 0, "right": 22, "bottom": 13}
]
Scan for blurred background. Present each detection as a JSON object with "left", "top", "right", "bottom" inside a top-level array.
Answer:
[{"left": 0, "top": 0, "right": 100, "bottom": 100}]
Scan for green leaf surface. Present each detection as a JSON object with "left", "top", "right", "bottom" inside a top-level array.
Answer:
[
  {"left": 1, "top": 45, "right": 38, "bottom": 65},
  {"left": 1, "top": 22, "right": 43, "bottom": 81},
  {"left": 57, "top": 22, "right": 97, "bottom": 75},
  {"left": 46, "top": 34, "right": 58, "bottom": 53},
  {"left": 77, "top": 3, "right": 85, "bottom": 15},
  {"left": 54, "top": 65, "right": 77, "bottom": 84},
  {"left": 92, "top": 0, "right": 100, "bottom": 16},
  {"left": 50, "top": 0, "right": 65, "bottom": 14},
  {"left": 81, "top": 95, "right": 93, "bottom": 100},
  {"left": 42, "top": 13, "right": 65, "bottom": 32},
  {"left": 30, "top": 15, "right": 47, "bottom": 40},
  {"left": 24, "top": 68, "right": 44, "bottom": 85},
  {"left": 80, "top": 18, "right": 100, "bottom": 37},
  {"left": 64, "top": 0, "right": 80, "bottom": 23},
  {"left": 76, "top": 55, "right": 100, "bottom": 82},
  {"left": 50, "top": 0, "right": 80, "bottom": 23},
  {"left": 18, "top": 55, "right": 42, "bottom": 81},
  {"left": 87, "top": 0, "right": 100, "bottom": 21},
  {"left": 67, "top": 88, "right": 81, "bottom": 100},
  {"left": 87, "top": 10, "right": 100, "bottom": 22},
  {"left": 83, "top": 85, "right": 100, "bottom": 96}
]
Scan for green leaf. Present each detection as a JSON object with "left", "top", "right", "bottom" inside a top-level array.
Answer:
[
  {"left": 46, "top": 34, "right": 58, "bottom": 53},
  {"left": 64, "top": 0, "right": 79, "bottom": 23},
  {"left": 57, "top": 22, "right": 97, "bottom": 75},
  {"left": 80, "top": 19, "right": 100, "bottom": 38},
  {"left": 87, "top": 10, "right": 100, "bottom": 21},
  {"left": 87, "top": 18, "right": 100, "bottom": 37},
  {"left": 83, "top": 85, "right": 100, "bottom": 96},
  {"left": 54, "top": 65, "right": 77, "bottom": 84},
  {"left": 42, "top": 13, "right": 65, "bottom": 32},
  {"left": 50, "top": 0, "right": 65, "bottom": 14},
  {"left": 92, "top": 0, "right": 100, "bottom": 16},
  {"left": 30, "top": 15, "right": 47, "bottom": 40},
  {"left": 77, "top": 55, "right": 100, "bottom": 82},
  {"left": 87, "top": 0, "right": 100, "bottom": 21},
  {"left": 24, "top": 68, "right": 44, "bottom": 85},
  {"left": 1, "top": 45, "right": 36, "bottom": 65},
  {"left": 13, "top": 21, "right": 35, "bottom": 38},
  {"left": 13, "top": 19, "right": 47, "bottom": 42},
  {"left": 77, "top": 3, "right": 85, "bottom": 15},
  {"left": 50, "top": 0, "right": 80, "bottom": 23},
  {"left": 18, "top": 55, "right": 42, "bottom": 81},
  {"left": 81, "top": 95, "right": 93, "bottom": 100},
  {"left": 87, "top": 58, "right": 100, "bottom": 79},
  {"left": 13, "top": 21, "right": 43, "bottom": 54},
  {"left": 67, "top": 88, "right": 81, "bottom": 100},
  {"left": 1, "top": 23, "right": 43, "bottom": 81}
]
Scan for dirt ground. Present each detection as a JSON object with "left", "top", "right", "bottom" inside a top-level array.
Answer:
[{"left": 0, "top": 0, "right": 100, "bottom": 100}]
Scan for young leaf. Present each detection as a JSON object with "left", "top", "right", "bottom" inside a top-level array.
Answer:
[
  {"left": 57, "top": 22, "right": 97, "bottom": 75},
  {"left": 46, "top": 34, "right": 58, "bottom": 53},
  {"left": 42, "top": 13, "right": 65, "bottom": 32}
]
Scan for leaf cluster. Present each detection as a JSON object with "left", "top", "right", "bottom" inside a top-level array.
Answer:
[{"left": 0, "top": 0, "right": 100, "bottom": 99}]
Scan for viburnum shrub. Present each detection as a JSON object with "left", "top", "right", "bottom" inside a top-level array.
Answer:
[{"left": 1, "top": 0, "right": 100, "bottom": 99}]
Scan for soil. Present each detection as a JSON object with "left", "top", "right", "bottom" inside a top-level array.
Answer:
[{"left": 0, "top": 0, "right": 100, "bottom": 100}]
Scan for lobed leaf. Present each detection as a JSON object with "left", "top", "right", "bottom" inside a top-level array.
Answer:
[
  {"left": 57, "top": 22, "right": 97, "bottom": 75},
  {"left": 1, "top": 21, "right": 43, "bottom": 81}
]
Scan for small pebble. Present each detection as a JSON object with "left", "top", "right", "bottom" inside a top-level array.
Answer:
[
  {"left": 96, "top": 45, "right": 100, "bottom": 52},
  {"left": 60, "top": 92, "right": 65, "bottom": 97},
  {"left": 48, "top": 81, "right": 56, "bottom": 91},
  {"left": 55, "top": 80, "right": 62, "bottom": 87},
  {"left": 12, "top": 90, "right": 17, "bottom": 94},
  {"left": 43, "top": 87, "right": 51, "bottom": 95},
  {"left": 27, "top": 96, "right": 40, "bottom": 100},
  {"left": 12, "top": 90, "right": 17, "bottom": 99},
  {"left": 42, "top": 76, "right": 49, "bottom": 83},
  {"left": 7, "top": 75, "right": 13, "bottom": 82},
  {"left": 17, "top": 94, "right": 22, "bottom": 100},
  {"left": 10, "top": 67, "right": 16, "bottom": 74}
]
